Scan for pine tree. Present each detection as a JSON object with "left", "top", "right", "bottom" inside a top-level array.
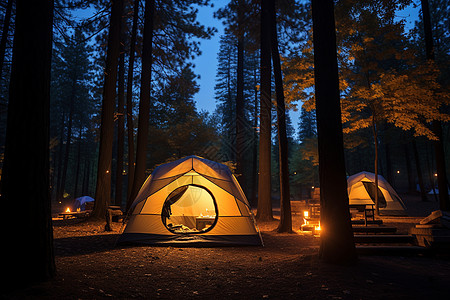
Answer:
[
  {"left": 92, "top": 0, "right": 124, "bottom": 220},
  {"left": 257, "top": 0, "right": 273, "bottom": 221}
]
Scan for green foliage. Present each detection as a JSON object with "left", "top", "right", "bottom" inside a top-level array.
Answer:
[{"left": 148, "top": 66, "right": 219, "bottom": 170}]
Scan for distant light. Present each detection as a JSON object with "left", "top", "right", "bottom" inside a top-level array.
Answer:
[
  {"left": 106, "top": 170, "right": 110, "bottom": 173},
  {"left": 304, "top": 211, "right": 309, "bottom": 218},
  {"left": 397, "top": 170, "right": 400, "bottom": 174},
  {"left": 65, "top": 207, "right": 71, "bottom": 213},
  {"left": 311, "top": 186, "right": 314, "bottom": 189},
  {"left": 293, "top": 171, "right": 297, "bottom": 175},
  {"left": 435, "top": 173, "right": 438, "bottom": 177}
]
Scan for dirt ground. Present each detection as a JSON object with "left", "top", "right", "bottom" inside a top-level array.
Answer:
[{"left": 4, "top": 194, "right": 450, "bottom": 299}]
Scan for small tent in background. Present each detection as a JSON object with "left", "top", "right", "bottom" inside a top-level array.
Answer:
[
  {"left": 73, "top": 196, "right": 95, "bottom": 211},
  {"left": 117, "top": 155, "right": 263, "bottom": 246},
  {"left": 347, "top": 172, "right": 406, "bottom": 214}
]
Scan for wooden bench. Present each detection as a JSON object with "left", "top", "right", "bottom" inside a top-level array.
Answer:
[
  {"left": 105, "top": 206, "right": 124, "bottom": 231},
  {"left": 59, "top": 211, "right": 90, "bottom": 220}
]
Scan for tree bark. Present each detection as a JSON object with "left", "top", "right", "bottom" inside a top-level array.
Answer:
[
  {"left": 125, "top": 0, "right": 139, "bottom": 210},
  {"left": 73, "top": 127, "right": 82, "bottom": 197},
  {"left": 404, "top": 144, "right": 415, "bottom": 194},
  {"left": 269, "top": 0, "right": 292, "bottom": 233},
  {"left": 372, "top": 115, "right": 379, "bottom": 215},
  {"left": 412, "top": 139, "right": 428, "bottom": 201},
  {"left": 55, "top": 111, "right": 65, "bottom": 200},
  {"left": 129, "top": 0, "right": 155, "bottom": 203},
  {"left": 256, "top": 0, "right": 273, "bottom": 221},
  {"left": 1, "top": 0, "right": 55, "bottom": 288},
  {"left": 115, "top": 21, "right": 125, "bottom": 207},
  {"left": 235, "top": 0, "right": 245, "bottom": 185},
  {"left": 312, "top": 0, "right": 357, "bottom": 264},
  {"left": 92, "top": 0, "right": 124, "bottom": 219},
  {"left": 60, "top": 76, "right": 76, "bottom": 200},
  {"left": 420, "top": 0, "right": 450, "bottom": 210},
  {"left": 0, "top": 0, "right": 13, "bottom": 80},
  {"left": 251, "top": 65, "right": 259, "bottom": 207}
]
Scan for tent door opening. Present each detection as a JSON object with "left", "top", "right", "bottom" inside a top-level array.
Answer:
[
  {"left": 362, "top": 181, "right": 387, "bottom": 208},
  {"left": 161, "top": 184, "right": 218, "bottom": 234}
]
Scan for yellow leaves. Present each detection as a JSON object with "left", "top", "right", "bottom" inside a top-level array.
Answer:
[{"left": 362, "top": 36, "right": 374, "bottom": 44}]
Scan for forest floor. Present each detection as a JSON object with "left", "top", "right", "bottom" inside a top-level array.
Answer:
[{"left": 4, "top": 194, "right": 450, "bottom": 299}]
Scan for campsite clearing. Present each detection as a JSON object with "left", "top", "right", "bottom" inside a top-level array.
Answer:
[{"left": 4, "top": 194, "right": 450, "bottom": 299}]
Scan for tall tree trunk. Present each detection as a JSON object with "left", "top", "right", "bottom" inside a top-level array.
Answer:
[
  {"left": 1, "top": 0, "right": 55, "bottom": 288},
  {"left": 129, "top": 0, "right": 155, "bottom": 203},
  {"left": 73, "top": 127, "right": 82, "bottom": 198},
  {"left": 115, "top": 27, "right": 125, "bottom": 207},
  {"left": 385, "top": 141, "right": 394, "bottom": 188},
  {"left": 60, "top": 81, "right": 76, "bottom": 200},
  {"left": 372, "top": 115, "right": 379, "bottom": 215},
  {"left": 404, "top": 144, "right": 415, "bottom": 194},
  {"left": 270, "top": 0, "right": 291, "bottom": 233},
  {"left": 421, "top": 0, "right": 450, "bottom": 211},
  {"left": 125, "top": 0, "right": 139, "bottom": 209},
  {"left": 312, "top": 0, "right": 356, "bottom": 264},
  {"left": 92, "top": 0, "right": 124, "bottom": 219},
  {"left": 0, "top": 0, "right": 13, "bottom": 80},
  {"left": 55, "top": 111, "right": 65, "bottom": 200},
  {"left": 412, "top": 139, "right": 428, "bottom": 201},
  {"left": 251, "top": 65, "right": 259, "bottom": 207},
  {"left": 256, "top": 0, "right": 273, "bottom": 221},
  {"left": 235, "top": 0, "right": 245, "bottom": 184}
]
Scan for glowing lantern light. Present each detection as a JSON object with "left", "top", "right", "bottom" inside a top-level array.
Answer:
[
  {"left": 65, "top": 207, "right": 71, "bottom": 213},
  {"left": 303, "top": 210, "right": 309, "bottom": 218},
  {"left": 314, "top": 222, "right": 321, "bottom": 235}
]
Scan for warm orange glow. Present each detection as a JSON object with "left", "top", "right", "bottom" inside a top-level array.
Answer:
[
  {"left": 65, "top": 207, "right": 71, "bottom": 213},
  {"left": 303, "top": 210, "right": 309, "bottom": 218},
  {"left": 314, "top": 222, "right": 321, "bottom": 235}
]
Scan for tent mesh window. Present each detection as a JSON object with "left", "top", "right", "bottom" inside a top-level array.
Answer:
[{"left": 161, "top": 185, "right": 218, "bottom": 234}]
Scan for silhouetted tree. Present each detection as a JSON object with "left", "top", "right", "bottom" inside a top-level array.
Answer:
[
  {"left": 0, "top": 0, "right": 13, "bottom": 81},
  {"left": 1, "top": 0, "right": 55, "bottom": 288},
  {"left": 128, "top": 0, "right": 155, "bottom": 204},
  {"left": 125, "top": 0, "right": 139, "bottom": 210},
  {"left": 92, "top": 0, "right": 124, "bottom": 219},
  {"left": 420, "top": 0, "right": 450, "bottom": 211},
  {"left": 257, "top": 0, "right": 273, "bottom": 221},
  {"left": 270, "top": 0, "right": 291, "bottom": 233},
  {"left": 311, "top": 0, "right": 357, "bottom": 264}
]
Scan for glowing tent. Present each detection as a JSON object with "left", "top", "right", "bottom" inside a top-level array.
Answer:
[
  {"left": 73, "top": 196, "right": 94, "bottom": 211},
  {"left": 117, "top": 156, "right": 263, "bottom": 246},
  {"left": 347, "top": 171, "right": 406, "bottom": 213}
]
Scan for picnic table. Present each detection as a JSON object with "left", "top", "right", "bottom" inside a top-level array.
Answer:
[
  {"left": 349, "top": 203, "right": 375, "bottom": 226},
  {"left": 59, "top": 211, "right": 90, "bottom": 220}
]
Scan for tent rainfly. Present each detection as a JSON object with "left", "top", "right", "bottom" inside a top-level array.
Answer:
[
  {"left": 73, "top": 196, "right": 94, "bottom": 211},
  {"left": 117, "top": 155, "right": 263, "bottom": 246},
  {"left": 347, "top": 171, "right": 406, "bottom": 213}
]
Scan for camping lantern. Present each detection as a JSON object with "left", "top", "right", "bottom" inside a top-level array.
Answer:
[
  {"left": 313, "top": 222, "right": 321, "bottom": 235},
  {"left": 303, "top": 210, "right": 309, "bottom": 218},
  {"left": 65, "top": 207, "right": 71, "bottom": 213}
]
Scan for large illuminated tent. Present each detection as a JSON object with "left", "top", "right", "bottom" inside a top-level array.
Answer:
[
  {"left": 117, "top": 155, "right": 263, "bottom": 246},
  {"left": 347, "top": 171, "right": 406, "bottom": 214}
]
